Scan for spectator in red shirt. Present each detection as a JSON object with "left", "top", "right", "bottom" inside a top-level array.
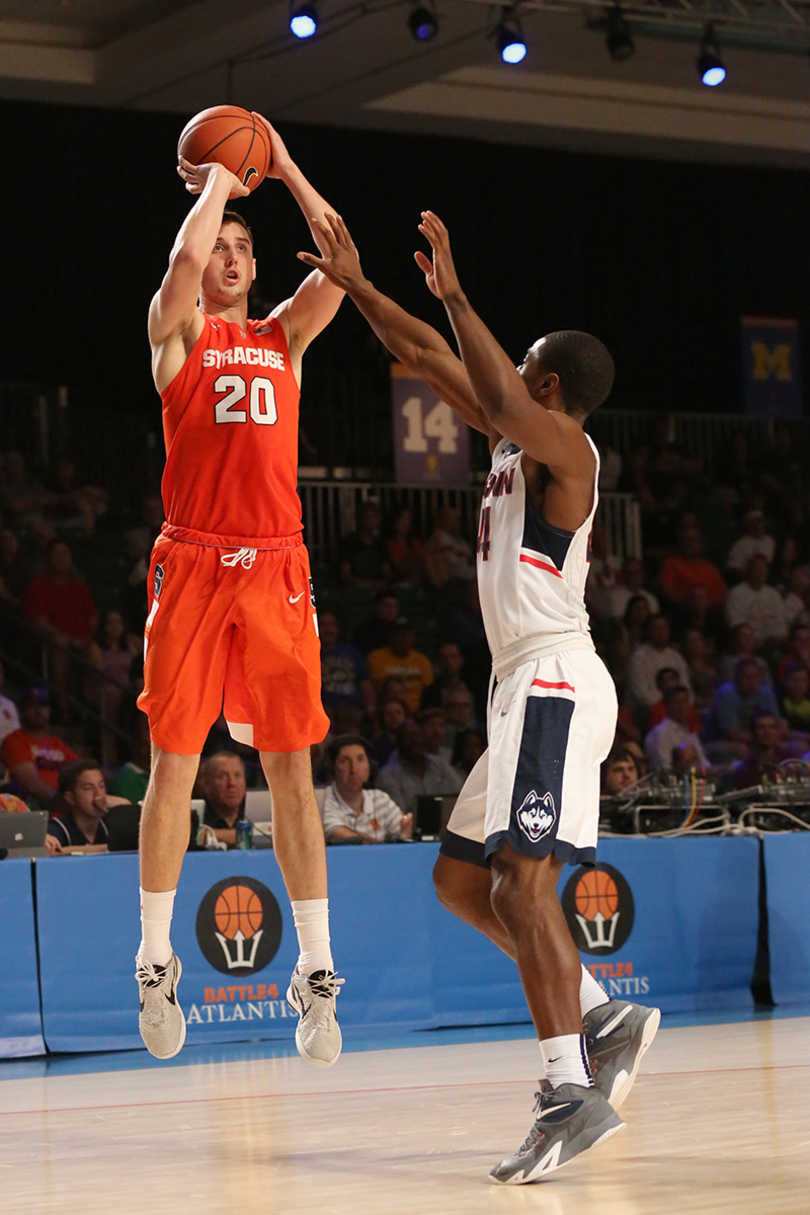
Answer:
[
  {"left": 659, "top": 524, "right": 727, "bottom": 611},
  {"left": 23, "top": 539, "right": 98, "bottom": 720},
  {"left": 0, "top": 685, "right": 76, "bottom": 805}
]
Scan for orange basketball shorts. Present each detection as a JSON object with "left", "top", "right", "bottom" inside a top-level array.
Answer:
[{"left": 137, "top": 534, "right": 329, "bottom": 755}]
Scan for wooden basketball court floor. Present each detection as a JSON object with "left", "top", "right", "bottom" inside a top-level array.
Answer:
[{"left": 2, "top": 1013, "right": 809, "bottom": 1215}]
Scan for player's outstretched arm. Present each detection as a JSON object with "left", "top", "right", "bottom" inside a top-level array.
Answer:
[
  {"left": 253, "top": 116, "right": 344, "bottom": 358},
  {"left": 149, "top": 159, "right": 248, "bottom": 353},
  {"left": 297, "top": 213, "right": 492, "bottom": 436},
  {"left": 417, "top": 211, "right": 593, "bottom": 476}
]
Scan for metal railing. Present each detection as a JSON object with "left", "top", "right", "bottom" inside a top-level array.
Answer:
[{"left": 300, "top": 482, "right": 642, "bottom": 570}]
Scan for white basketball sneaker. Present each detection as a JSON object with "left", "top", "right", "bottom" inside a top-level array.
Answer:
[
  {"left": 286, "top": 968, "right": 344, "bottom": 1067},
  {"left": 136, "top": 953, "right": 186, "bottom": 1060}
]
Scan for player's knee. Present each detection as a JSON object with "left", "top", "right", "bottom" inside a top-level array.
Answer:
[{"left": 432, "top": 855, "right": 468, "bottom": 913}]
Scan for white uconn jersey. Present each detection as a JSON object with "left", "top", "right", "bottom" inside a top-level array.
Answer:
[{"left": 476, "top": 435, "right": 600, "bottom": 654}]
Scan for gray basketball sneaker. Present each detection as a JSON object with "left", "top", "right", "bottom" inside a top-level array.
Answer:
[
  {"left": 584, "top": 999, "right": 661, "bottom": 1110},
  {"left": 490, "top": 1081, "right": 625, "bottom": 1184},
  {"left": 286, "top": 968, "right": 344, "bottom": 1068},
  {"left": 136, "top": 953, "right": 186, "bottom": 1060}
]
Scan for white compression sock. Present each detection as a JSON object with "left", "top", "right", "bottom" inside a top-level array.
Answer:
[
  {"left": 291, "top": 898, "right": 333, "bottom": 976},
  {"left": 138, "top": 888, "right": 176, "bottom": 967},
  {"left": 580, "top": 964, "right": 611, "bottom": 1018},
  {"left": 540, "top": 1034, "right": 593, "bottom": 1089}
]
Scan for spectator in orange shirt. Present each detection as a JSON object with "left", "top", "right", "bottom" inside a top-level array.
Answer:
[
  {"left": 0, "top": 685, "right": 76, "bottom": 805},
  {"left": 367, "top": 618, "right": 434, "bottom": 714},
  {"left": 658, "top": 524, "right": 727, "bottom": 611},
  {"left": 23, "top": 539, "right": 98, "bottom": 720}
]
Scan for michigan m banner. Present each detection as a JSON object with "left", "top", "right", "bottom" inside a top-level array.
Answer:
[{"left": 740, "top": 316, "right": 803, "bottom": 417}]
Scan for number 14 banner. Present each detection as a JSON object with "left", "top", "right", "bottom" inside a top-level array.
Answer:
[{"left": 391, "top": 365, "right": 470, "bottom": 486}]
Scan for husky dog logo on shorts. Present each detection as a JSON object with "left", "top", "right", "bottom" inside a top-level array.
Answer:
[
  {"left": 517, "top": 790, "right": 556, "bottom": 843},
  {"left": 153, "top": 563, "right": 164, "bottom": 599}
]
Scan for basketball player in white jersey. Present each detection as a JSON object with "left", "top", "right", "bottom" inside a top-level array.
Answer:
[{"left": 299, "top": 212, "right": 660, "bottom": 1182}]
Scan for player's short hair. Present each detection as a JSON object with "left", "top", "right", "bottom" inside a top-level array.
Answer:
[
  {"left": 536, "top": 330, "right": 615, "bottom": 420},
  {"left": 220, "top": 210, "right": 253, "bottom": 247}
]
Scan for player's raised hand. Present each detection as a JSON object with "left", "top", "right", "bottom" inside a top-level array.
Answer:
[
  {"left": 251, "top": 113, "right": 294, "bottom": 179},
  {"left": 177, "top": 156, "right": 249, "bottom": 197},
  {"left": 415, "top": 211, "right": 463, "bottom": 301},
  {"left": 297, "top": 213, "right": 365, "bottom": 290}
]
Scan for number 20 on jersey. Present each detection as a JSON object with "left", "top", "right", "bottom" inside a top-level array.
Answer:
[{"left": 214, "top": 374, "right": 277, "bottom": 425}]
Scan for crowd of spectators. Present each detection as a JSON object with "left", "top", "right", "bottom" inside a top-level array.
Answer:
[{"left": 2, "top": 416, "right": 810, "bottom": 851}]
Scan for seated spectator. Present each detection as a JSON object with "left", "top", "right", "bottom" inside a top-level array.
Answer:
[
  {"left": 658, "top": 524, "right": 727, "bottom": 611},
  {"left": 109, "top": 711, "right": 152, "bottom": 805},
  {"left": 0, "top": 525, "right": 29, "bottom": 603},
  {"left": 774, "top": 536, "right": 800, "bottom": 596},
  {"left": 418, "top": 707, "right": 452, "bottom": 764},
  {"left": 23, "top": 538, "right": 98, "bottom": 720},
  {"left": 673, "top": 584, "right": 726, "bottom": 653},
  {"left": 601, "top": 747, "right": 640, "bottom": 795},
  {"left": 0, "top": 661, "right": 20, "bottom": 746},
  {"left": 702, "top": 657, "right": 781, "bottom": 763},
  {"left": 321, "top": 735, "right": 411, "bottom": 844},
  {"left": 719, "top": 622, "right": 771, "bottom": 686},
  {"left": 46, "top": 759, "right": 113, "bottom": 852},
  {"left": 644, "top": 685, "right": 709, "bottom": 773},
  {"left": 646, "top": 667, "right": 702, "bottom": 734},
  {"left": 44, "top": 453, "right": 108, "bottom": 537},
  {"left": 0, "top": 685, "right": 76, "bottom": 805},
  {"left": 777, "top": 622, "right": 810, "bottom": 689},
  {"left": 726, "top": 554, "right": 787, "bottom": 648},
  {"left": 338, "top": 500, "right": 391, "bottom": 587},
  {"left": 671, "top": 741, "right": 704, "bottom": 777},
  {"left": 585, "top": 524, "right": 622, "bottom": 621},
  {"left": 371, "top": 696, "right": 408, "bottom": 769},
  {"left": 421, "top": 640, "right": 470, "bottom": 711},
  {"left": 386, "top": 505, "right": 423, "bottom": 585},
  {"left": 354, "top": 589, "right": 400, "bottom": 654},
  {"left": 424, "top": 506, "right": 475, "bottom": 591},
  {"left": 85, "top": 608, "right": 136, "bottom": 763},
  {"left": 319, "top": 608, "right": 375, "bottom": 731},
  {"left": 625, "top": 614, "right": 692, "bottom": 718},
  {"left": 443, "top": 684, "right": 478, "bottom": 746},
  {"left": 0, "top": 451, "right": 48, "bottom": 525},
  {"left": 451, "top": 727, "right": 485, "bottom": 780},
  {"left": 608, "top": 556, "right": 659, "bottom": 623},
  {"left": 780, "top": 662, "right": 810, "bottom": 740},
  {"left": 681, "top": 627, "right": 719, "bottom": 716},
  {"left": 725, "top": 509, "right": 775, "bottom": 580},
  {"left": 377, "top": 719, "right": 463, "bottom": 813},
  {"left": 782, "top": 567, "right": 810, "bottom": 631},
  {"left": 731, "top": 712, "right": 790, "bottom": 790},
  {"left": 368, "top": 618, "right": 434, "bottom": 714},
  {"left": 200, "top": 751, "right": 247, "bottom": 849},
  {"left": 609, "top": 594, "right": 652, "bottom": 682}
]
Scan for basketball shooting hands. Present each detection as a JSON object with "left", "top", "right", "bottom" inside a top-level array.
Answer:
[
  {"left": 297, "top": 213, "right": 366, "bottom": 291},
  {"left": 415, "top": 212, "right": 464, "bottom": 303},
  {"left": 251, "top": 114, "right": 294, "bottom": 180},
  {"left": 177, "top": 156, "right": 249, "bottom": 198}
]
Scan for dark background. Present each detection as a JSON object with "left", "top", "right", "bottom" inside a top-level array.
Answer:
[{"left": 2, "top": 97, "right": 809, "bottom": 422}]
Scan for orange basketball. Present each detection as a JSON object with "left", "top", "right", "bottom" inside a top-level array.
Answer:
[
  {"left": 214, "top": 885, "right": 264, "bottom": 939},
  {"left": 574, "top": 870, "right": 619, "bottom": 921},
  {"left": 177, "top": 105, "right": 272, "bottom": 196}
]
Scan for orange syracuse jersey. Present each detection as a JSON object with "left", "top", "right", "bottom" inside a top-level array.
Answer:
[{"left": 160, "top": 313, "right": 302, "bottom": 545}]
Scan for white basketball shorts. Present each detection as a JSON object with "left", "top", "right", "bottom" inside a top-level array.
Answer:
[{"left": 442, "top": 647, "right": 617, "bottom": 868}]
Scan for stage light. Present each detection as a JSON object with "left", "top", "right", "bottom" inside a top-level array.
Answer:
[
  {"left": 495, "top": 8, "right": 527, "bottom": 64},
  {"left": 408, "top": 3, "right": 438, "bottom": 41},
  {"left": 697, "top": 24, "right": 726, "bottom": 85},
  {"left": 290, "top": 2, "right": 318, "bottom": 38},
  {"left": 606, "top": 5, "right": 634, "bottom": 62}
]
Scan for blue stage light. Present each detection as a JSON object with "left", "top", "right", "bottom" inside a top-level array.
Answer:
[{"left": 290, "top": 3, "right": 318, "bottom": 38}]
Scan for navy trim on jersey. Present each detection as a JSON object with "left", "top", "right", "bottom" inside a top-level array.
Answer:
[
  {"left": 440, "top": 829, "right": 490, "bottom": 869},
  {"left": 523, "top": 492, "right": 575, "bottom": 572}
]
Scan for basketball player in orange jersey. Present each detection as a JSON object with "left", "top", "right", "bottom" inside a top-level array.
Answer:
[
  {"left": 136, "top": 116, "right": 343, "bottom": 1067},
  {"left": 299, "top": 213, "right": 660, "bottom": 1179}
]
